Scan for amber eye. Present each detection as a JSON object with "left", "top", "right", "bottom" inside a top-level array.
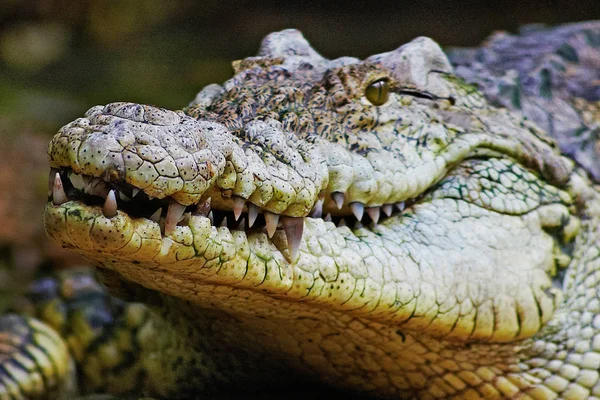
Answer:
[{"left": 365, "top": 79, "right": 390, "bottom": 106}]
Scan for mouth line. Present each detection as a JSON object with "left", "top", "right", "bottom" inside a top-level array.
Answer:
[{"left": 48, "top": 168, "right": 422, "bottom": 260}]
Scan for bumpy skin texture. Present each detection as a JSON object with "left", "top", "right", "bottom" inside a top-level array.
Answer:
[
  {"left": 3, "top": 23, "right": 600, "bottom": 399},
  {"left": 449, "top": 21, "right": 600, "bottom": 181}
]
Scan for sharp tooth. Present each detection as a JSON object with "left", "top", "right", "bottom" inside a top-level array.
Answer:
[
  {"left": 84, "top": 178, "right": 96, "bottom": 192},
  {"left": 208, "top": 211, "right": 214, "bottom": 224},
  {"left": 310, "top": 199, "right": 323, "bottom": 218},
  {"left": 132, "top": 188, "right": 141, "bottom": 198},
  {"left": 52, "top": 173, "right": 68, "bottom": 205},
  {"left": 160, "top": 239, "right": 172, "bottom": 256},
  {"left": 382, "top": 204, "right": 393, "bottom": 217},
  {"left": 396, "top": 202, "right": 406, "bottom": 212},
  {"left": 85, "top": 177, "right": 103, "bottom": 193},
  {"left": 350, "top": 202, "right": 364, "bottom": 221},
  {"left": 69, "top": 173, "right": 86, "bottom": 190},
  {"left": 149, "top": 208, "right": 162, "bottom": 222},
  {"left": 248, "top": 203, "right": 259, "bottom": 228},
  {"left": 339, "top": 218, "right": 347, "bottom": 227},
  {"left": 165, "top": 200, "right": 186, "bottom": 235},
  {"left": 331, "top": 192, "right": 344, "bottom": 210},
  {"left": 324, "top": 213, "right": 332, "bottom": 222},
  {"left": 85, "top": 178, "right": 109, "bottom": 198},
  {"left": 366, "top": 207, "right": 380, "bottom": 224},
  {"left": 103, "top": 190, "right": 118, "bottom": 218},
  {"left": 233, "top": 197, "right": 245, "bottom": 221},
  {"left": 220, "top": 216, "right": 228, "bottom": 228},
  {"left": 282, "top": 217, "right": 304, "bottom": 262},
  {"left": 264, "top": 212, "right": 279, "bottom": 238},
  {"left": 354, "top": 221, "right": 363, "bottom": 229}
]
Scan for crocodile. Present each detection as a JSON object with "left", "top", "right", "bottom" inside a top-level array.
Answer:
[{"left": 1, "top": 22, "right": 600, "bottom": 399}]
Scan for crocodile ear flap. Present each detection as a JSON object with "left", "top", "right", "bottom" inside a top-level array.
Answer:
[
  {"left": 367, "top": 37, "right": 454, "bottom": 98},
  {"left": 258, "top": 29, "right": 326, "bottom": 64}
]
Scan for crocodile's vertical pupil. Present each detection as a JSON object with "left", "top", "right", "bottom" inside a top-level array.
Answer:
[{"left": 365, "top": 79, "right": 389, "bottom": 106}]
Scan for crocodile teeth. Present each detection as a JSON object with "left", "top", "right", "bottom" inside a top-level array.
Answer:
[
  {"left": 331, "top": 192, "right": 344, "bottom": 210},
  {"left": 396, "top": 202, "right": 406, "bottom": 212},
  {"left": 220, "top": 216, "right": 228, "bottom": 228},
  {"left": 208, "top": 211, "right": 214, "bottom": 224},
  {"left": 264, "top": 212, "right": 279, "bottom": 238},
  {"left": 165, "top": 200, "right": 186, "bottom": 236},
  {"left": 103, "top": 190, "right": 118, "bottom": 218},
  {"left": 310, "top": 199, "right": 323, "bottom": 218},
  {"left": 366, "top": 207, "right": 380, "bottom": 224},
  {"left": 52, "top": 173, "right": 68, "bottom": 205},
  {"left": 132, "top": 188, "right": 141, "bottom": 198},
  {"left": 350, "top": 202, "right": 364, "bottom": 221},
  {"left": 339, "top": 218, "right": 347, "bottom": 227},
  {"left": 324, "top": 213, "right": 332, "bottom": 222},
  {"left": 354, "top": 221, "right": 364, "bottom": 229},
  {"left": 382, "top": 204, "right": 393, "bottom": 217},
  {"left": 282, "top": 217, "right": 304, "bottom": 261},
  {"left": 233, "top": 197, "right": 245, "bottom": 221},
  {"left": 248, "top": 204, "right": 259, "bottom": 228},
  {"left": 69, "top": 173, "right": 86, "bottom": 191},
  {"left": 149, "top": 208, "right": 162, "bottom": 222},
  {"left": 85, "top": 178, "right": 109, "bottom": 198}
]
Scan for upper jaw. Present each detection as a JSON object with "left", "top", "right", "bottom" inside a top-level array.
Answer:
[
  {"left": 47, "top": 99, "right": 572, "bottom": 212},
  {"left": 48, "top": 102, "right": 329, "bottom": 215}
]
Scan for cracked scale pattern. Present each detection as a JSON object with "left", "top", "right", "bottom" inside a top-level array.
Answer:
[{"left": 2, "top": 23, "right": 600, "bottom": 399}]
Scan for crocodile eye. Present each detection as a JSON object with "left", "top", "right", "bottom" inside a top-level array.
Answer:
[{"left": 365, "top": 79, "right": 390, "bottom": 106}]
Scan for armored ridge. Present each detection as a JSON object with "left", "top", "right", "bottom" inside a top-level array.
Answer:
[{"left": 1, "top": 23, "right": 600, "bottom": 399}]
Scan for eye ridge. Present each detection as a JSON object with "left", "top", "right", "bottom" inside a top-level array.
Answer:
[{"left": 365, "top": 78, "right": 390, "bottom": 106}]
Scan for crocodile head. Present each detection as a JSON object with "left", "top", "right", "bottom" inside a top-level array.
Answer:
[{"left": 45, "top": 29, "right": 580, "bottom": 350}]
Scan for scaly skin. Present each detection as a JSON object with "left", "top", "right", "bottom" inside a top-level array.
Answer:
[
  {"left": 449, "top": 21, "right": 600, "bottom": 182},
  {"left": 2, "top": 24, "right": 600, "bottom": 399}
]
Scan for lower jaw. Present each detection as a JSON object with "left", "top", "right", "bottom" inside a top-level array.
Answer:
[
  {"left": 45, "top": 196, "right": 563, "bottom": 343},
  {"left": 115, "top": 279, "right": 526, "bottom": 400}
]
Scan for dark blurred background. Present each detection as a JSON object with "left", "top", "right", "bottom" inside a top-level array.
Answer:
[
  {"left": 0, "top": 0, "right": 598, "bottom": 302},
  {"left": 2, "top": 0, "right": 599, "bottom": 129}
]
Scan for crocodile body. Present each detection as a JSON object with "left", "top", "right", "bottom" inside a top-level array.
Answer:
[{"left": 2, "top": 22, "right": 600, "bottom": 399}]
